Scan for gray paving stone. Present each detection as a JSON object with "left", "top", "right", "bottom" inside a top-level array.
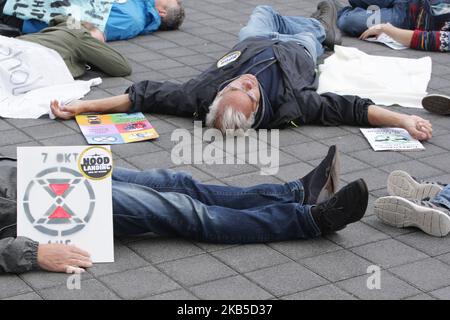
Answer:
[
  {"left": 273, "top": 129, "right": 312, "bottom": 147},
  {"left": 144, "top": 289, "right": 198, "bottom": 300},
  {"left": 350, "top": 239, "right": 429, "bottom": 269},
  {"left": 3, "top": 292, "right": 42, "bottom": 300},
  {"left": 0, "top": 119, "right": 13, "bottom": 131},
  {"left": 3, "top": 0, "right": 450, "bottom": 301},
  {"left": 336, "top": 271, "right": 422, "bottom": 300},
  {"left": 158, "top": 254, "right": 236, "bottom": 287},
  {"left": 282, "top": 284, "right": 356, "bottom": 300},
  {"left": 87, "top": 242, "right": 150, "bottom": 277},
  {"left": 341, "top": 168, "right": 389, "bottom": 191},
  {"left": 272, "top": 162, "right": 315, "bottom": 183},
  {"left": 99, "top": 266, "right": 180, "bottom": 299},
  {"left": 350, "top": 149, "right": 411, "bottom": 167},
  {"left": 191, "top": 275, "right": 273, "bottom": 300},
  {"left": 268, "top": 238, "right": 342, "bottom": 261},
  {"left": 39, "top": 134, "right": 88, "bottom": 146},
  {"left": 0, "top": 275, "right": 32, "bottom": 299},
  {"left": 325, "top": 222, "right": 390, "bottom": 249},
  {"left": 39, "top": 279, "right": 120, "bottom": 300},
  {"left": 362, "top": 215, "right": 416, "bottom": 237},
  {"left": 389, "top": 258, "right": 450, "bottom": 292},
  {"left": 193, "top": 242, "right": 238, "bottom": 252},
  {"left": 194, "top": 162, "right": 259, "bottom": 179},
  {"left": 309, "top": 153, "right": 370, "bottom": 175},
  {"left": 295, "top": 126, "right": 351, "bottom": 141},
  {"left": 0, "top": 141, "right": 41, "bottom": 158},
  {"left": 127, "top": 150, "right": 177, "bottom": 170},
  {"left": 302, "top": 250, "right": 373, "bottom": 282},
  {"left": 320, "top": 135, "right": 371, "bottom": 153},
  {"left": 211, "top": 244, "right": 290, "bottom": 273},
  {"left": 430, "top": 286, "right": 450, "bottom": 300},
  {"left": 222, "top": 172, "right": 283, "bottom": 188},
  {"left": 436, "top": 253, "right": 450, "bottom": 266},
  {"left": 20, "top": 270, "right": 93, "bottom": 291},
  {"left": 396, "top": 232, "right": 450, "bottom": 256},
  {"left": 0, "top": 130, "right": 32, "bottom": 146},
  {"left": 420, "top": 155, "right": 450, "bottom": 173},
  {"left": 404, "top": 293, "right": 436, "bottom": 300},
  {"left": 429, "top": 134, "right": 450, "bottom": 151},
  {"left": 245, "top": 262, "right": 328, "bottom": 297},
  {"left": 111, "top": 141, "right": 163, "bottom": 158},
  {"left": 380, "top": 160, "right": 444, "bottom": 179},
  {"left": 281, "top": 141, "right": 330, "bottom": 162},
  {"left": 128, "top": 238, "right": 205, "bottom": 264}
]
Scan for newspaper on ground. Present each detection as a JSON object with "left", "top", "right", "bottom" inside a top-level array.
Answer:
[
  {"left": 360, "top": 128, "right": 425, "bottom": 151},
  {"left": 365, "top": 33, "right": 408, "bottom": 50}
]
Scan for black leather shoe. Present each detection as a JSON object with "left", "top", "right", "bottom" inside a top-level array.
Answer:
[
  {"left": 311, "top": 0, "right": 342, "bottom": 50},
  {"left": 300, "top": 145, "right": 340, "bottom": 204},
  {"left": 311, "top": 179, "right": 369, "bottom": 234},
  {"left": 422, "top": 94, "right": 450, "bottom": 116},
  {"left": 0, "top": 23, "right": 21, "bottom": 37}
]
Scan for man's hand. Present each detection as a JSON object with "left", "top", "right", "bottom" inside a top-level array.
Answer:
[
  {"left": 359, "top": 23, "right": 390, "bottom": 40},
  {"left": 401, "top": 115, "right": 433, "bottom": 141},
  {"left": 50, "top": 100, "right": 86, "bottom": 120},
  {"left": 37, "top": 244, "right": 92, "bottom": 274}
]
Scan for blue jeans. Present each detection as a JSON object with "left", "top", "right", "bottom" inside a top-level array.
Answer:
[
  {"left": 111, "top": 167, "right": 321, "bottom": 244},
  {"left": 432, "top": 185, "right": 450, "bottom": 211},
  {"left": 337, "top": 0, "right": 410, "bottom": 36},
  {"left": 239, "top": 5, "right": 326, "bottom": 64}
]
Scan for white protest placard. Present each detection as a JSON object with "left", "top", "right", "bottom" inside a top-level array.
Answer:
[
  {"left": 360, "top": 128, "right": 425, "bottom": 152},
  {"left": 17, "top": 146, "right": 114, "bottom": 263}
]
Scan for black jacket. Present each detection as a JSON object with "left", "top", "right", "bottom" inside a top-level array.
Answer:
[
  {"left": 0, "top": 158, "right": 39, "bottom": 274},
  {"left": 126, "top": 37, "right": 374, "bottom": 129}
]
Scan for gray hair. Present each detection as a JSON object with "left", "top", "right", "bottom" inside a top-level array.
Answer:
[
  {"left": 159, "top": 0, "right": 185, "bottom": 30},
  {"left": 206, "top": 96, "right": 255, "bottom": 134}
]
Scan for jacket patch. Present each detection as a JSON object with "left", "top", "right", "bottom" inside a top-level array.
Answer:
[{"left": 217, "top": 51, "right": 241, "bottom": 68}]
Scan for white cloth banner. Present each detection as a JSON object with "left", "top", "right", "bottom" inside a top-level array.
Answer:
[
  {"left": 317, "top": 46, "right": 432, "bottom": 109},
  {"left": 0, "top": 36, "right": 100, "bottom": 119}
]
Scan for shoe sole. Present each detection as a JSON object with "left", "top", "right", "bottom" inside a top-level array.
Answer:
[
  {"left": 317, "top": 1, "right": 341, "bottom": 50},
  {"left": 375, "top": 196, "right": 450, "bottom": 237},
  {"left": 317, "top": 145, "right": 341, "bottom": 203},
  {"left": 355, "top": 178, "right": 369, "bottom": 222},
  {"left": 387, "top": 170, "right": 443, "bottom": 200},
  {"left": 422, "top": 95, "right": 450, "bottom": 115}
]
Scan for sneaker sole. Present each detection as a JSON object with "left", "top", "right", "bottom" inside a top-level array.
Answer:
[
  {"left": 375, "top": 196, "right": 450, "bottom": 237},
  {"left": 387, "top": 170, "right": 443, "bottom": 200},
  {"left": 422, "top": 94, "right": 450, "bottom": 115}
]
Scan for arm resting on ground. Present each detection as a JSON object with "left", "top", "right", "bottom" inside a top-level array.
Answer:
[{"left": 0, "top": 237, "right": 39, "bottom": 274}]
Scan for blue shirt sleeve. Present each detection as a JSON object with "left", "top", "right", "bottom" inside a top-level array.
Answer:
[
  {"left": 105, "top": 0, "right": 161, "bottom": 41},
  {"left": 22, "top": 19, "right": 49, "bottom": 34}
]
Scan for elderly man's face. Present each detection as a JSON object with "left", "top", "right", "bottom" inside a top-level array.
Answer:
[{"left": 217, "top": 74, "right": 261, "bottom": 119}]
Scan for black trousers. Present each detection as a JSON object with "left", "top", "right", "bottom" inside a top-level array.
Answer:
[{"left": 0, "top": 0, "right": 24, "bottom": 29}]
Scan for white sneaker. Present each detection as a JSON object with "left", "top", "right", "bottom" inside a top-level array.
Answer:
[
  {"left": 387, "top": 170, "right": 445, "bottom": 200},
  {"left": 375, "top": 196, "right": 450, "bottom": 237}
]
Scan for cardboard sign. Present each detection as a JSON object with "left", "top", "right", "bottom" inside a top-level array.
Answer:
[{"left": 17, "top": 146, "right": 114, "bottom": 263}]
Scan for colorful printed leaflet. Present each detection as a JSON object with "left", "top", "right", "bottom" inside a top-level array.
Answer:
[{"left": 76, "top": 113, "right": 159, "bottom": 145}]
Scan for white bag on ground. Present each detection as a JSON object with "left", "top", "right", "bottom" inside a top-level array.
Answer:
[
  {"left": 317, "top": 46, "right": 432, "bottom": 109},
  {"left": 0, "top": 36, "right": 100, "bottom": 119}
]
